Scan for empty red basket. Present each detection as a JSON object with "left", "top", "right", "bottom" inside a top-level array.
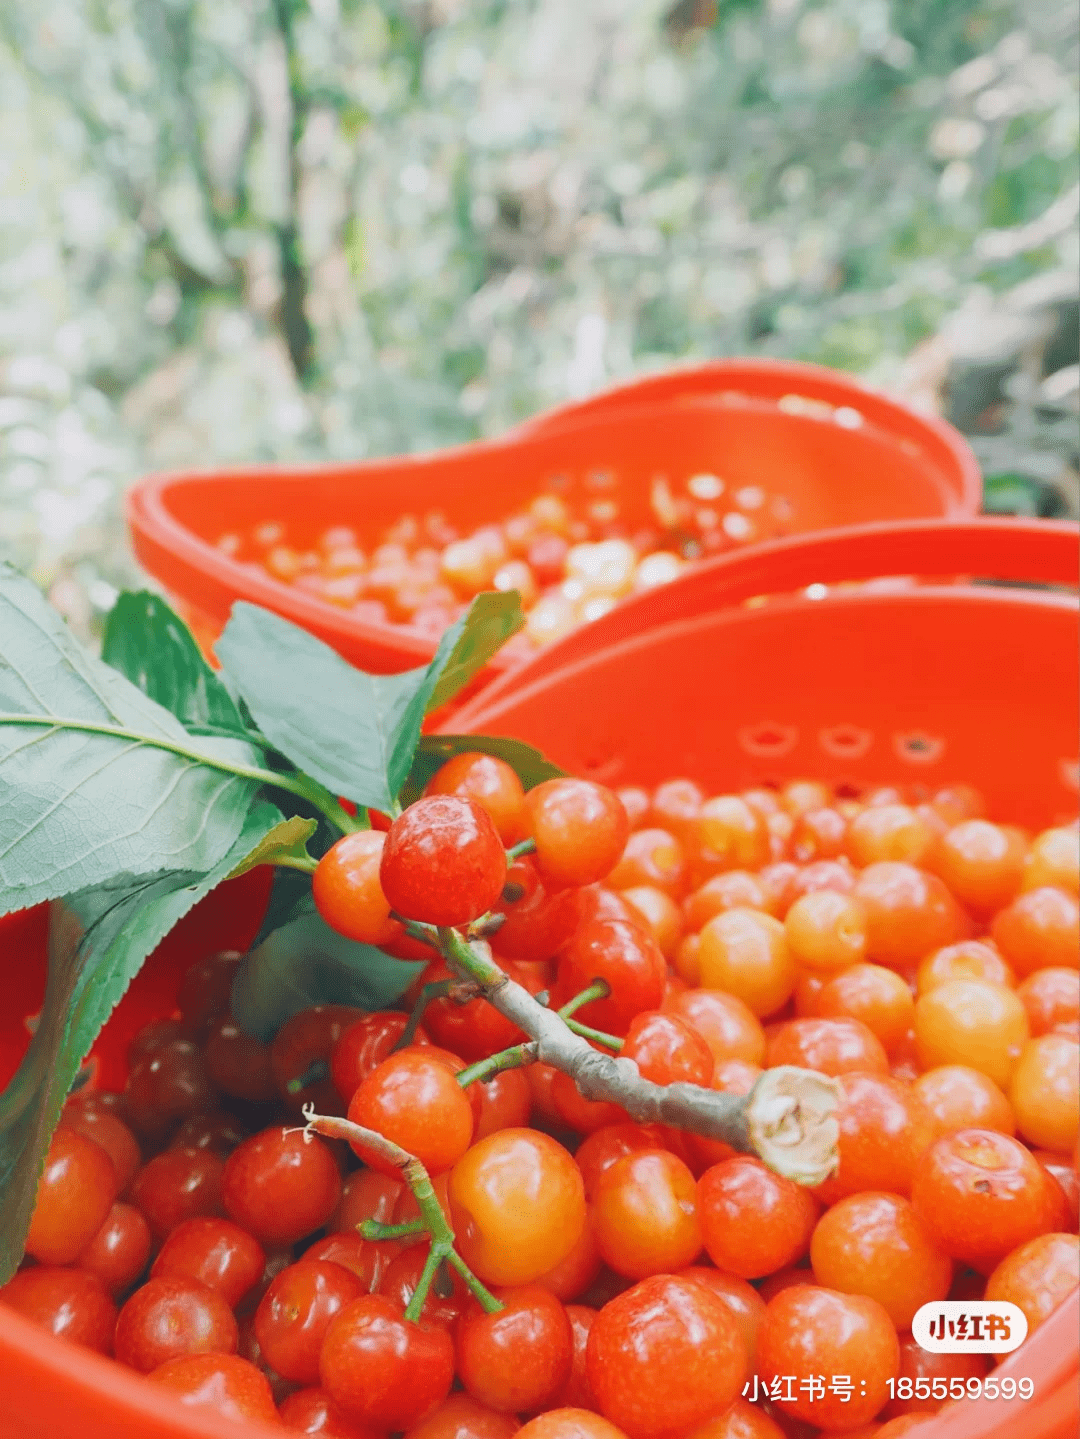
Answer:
[{"left": 126, "top": 359, "right": 981, "bottom": 681}]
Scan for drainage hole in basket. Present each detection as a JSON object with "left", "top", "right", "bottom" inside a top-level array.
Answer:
[
  {"left": 819, "top": 725, "right": 874, "bottom": 760},
  {"left": 738, "top": 723, "right": 799, "bottom": 759},
  {"left": 893, "top": 731, "right": 946, "bottom": 765}
]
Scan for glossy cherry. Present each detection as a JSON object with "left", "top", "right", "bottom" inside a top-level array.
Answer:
[
  {"left": 25, "top": 1126, "right": 117, "bottom": 1265},
  {"left": 77, "top": 1201, "right": 152, "bottom": 1295},
  {"left": 756, "top": 1285, "right": 899, "bottom": 1430},
  {"left": 254, "top": 1258, "right": 364, "bottom": 1384},
  {"left": 314, "top": 829, "right": 399, "bottom": 945},
  {"left": 151, "top": 1216, "right": 266, "bottom": 1307},
  {"left": 456, "top": 1285, "right": 573, "bottom": 1414},
  {"left": 114, "top": 1275, "right": 238, "bottom": 1373},
  {"left": 380, "top": 795, "right": 507, "bottom": 926},
  {"left": 346, "top": 1048, "right": 475, "bottom": 1177},
  {"left": 319, "top": 1294, "right": 455, "bottom": 1431},
  {"left": 525, "top": 779, "right": 630, "bottom": 889},
  {"left": 222, "top": 1126, "right": 342, "bottom": 1246},
  {"left": 449, "top": 1128, "right": 587, "bottom": 1286},
  {"left": 697, "top": 1156, "right": 817, "bottom": 1279},
  {"left": 147, "top": 1353, "right": 280, "bottom": 1425},
  {"left": 131, "top": 1146, "right": 226, "bottom": 1242},
  {"left": 585, "top": 1273, "right": 746, "bottom": 1439},
  {"left": 0, "top": 1266, "right": 117, "bottom": 1353}
]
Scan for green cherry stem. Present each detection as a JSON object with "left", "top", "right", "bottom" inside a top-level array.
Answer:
[
  {"left": 300, "top": 1107, "right": 503, "bottom": 1319},
  {"left": 506, "top": 837, "right": 537, "bottom": 860},
  {"left": 391, "top": 979, "right": 454, "bottom": 1053},
  {"left": 557, "top": 979, "right": 610, "bottom": 1019},
  {"left": 359, "top": 1218, "right": 426, "bottom": 1241},
  {"left": 562, "top": 1016, "right": 624, "bottom": 1051},
  {"left": 456, "top": 1041, "right": 539, "bottom": 1089}
]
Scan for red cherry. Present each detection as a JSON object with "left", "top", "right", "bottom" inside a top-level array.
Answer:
[
  {"left": 147, "top": 1353, "right": 280, "bottom": 1425},
  {"left": 114, "top": 1275, "right": 238, "bottom": 1373},
  {"left": 0, "top": 1266, "right": 117, "bottom": 1353},
  {"left": 455, "top": 1285, "right": 573, "bottom": 1414},
  {"left": 380, "top": 795, "right": 507, "bottom": 927},
  {"left": 319, "top": 1294, "right": 455, "bottom": 1431},
  {"left": 222, "top": 1126, "right": 342, "bottom": 1246}
]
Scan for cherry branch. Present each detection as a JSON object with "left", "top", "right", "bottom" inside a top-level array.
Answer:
[
  {"left": 300, "top": 1106, "right": 503, "bottom": 1318},
  {"left": 432, "top": 925, "right": 841, "bottom": 1187}
]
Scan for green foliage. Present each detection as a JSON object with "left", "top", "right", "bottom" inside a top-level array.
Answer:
[
  {"left": 0, "top": 565, "right": 266, "bottom": 915},
  {"left": 213, "top": 590, "right": 524, "bottom": 812},
  {"left": 102, "top": 591, "right": 249, "bottom": 737},
  {"left": 0, "top": 576, "right": 552, "bottom": 1281},
  {"left": 0, "top": 801, "right": 286, "bottom": 1283},
  {"left": 2, "top": 1, "right": 1075, "bottom": 628},
  {"left": 231, "top": 895, "right": 425, "bottom": 1042}
]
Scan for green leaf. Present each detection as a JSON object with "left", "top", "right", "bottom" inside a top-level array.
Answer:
[
  {"left": 249, "top": 868, "right": 316, "bottom": 950},
  {"left": 423, "top": 591, "right": 526, "bottom": 715},
  {"left": 401, "top": 733, "right": 567, "bottom": 807},
  {"left": 0, "top": 565, "right": 267, "bottom": 917},
  {"left": 101, "top": 591, "right": 249, "bottom": 736},
  {"left": 226, "top": 815, "right": 317, "bottom": 879},
  {"left": 231, "top": 896, "right": 425, "bottom": 1042},
  {"left": 0, "top": 800, "right": 285, "bottom": 1282},
  {"left": 214, "top": 592, "right": 526, "bottom": 814},
  {"left": 214, "top": 603, "right": 427, "bottom": 813}
]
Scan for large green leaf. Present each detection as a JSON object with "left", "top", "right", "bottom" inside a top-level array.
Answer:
[
  {"left": 401, "top": 733, "right": 566, "bottom": 807},
  {"left": 422, "top": 591, "right": 526, "bottom": 715},
  {"left": 0, "top": 800, "right": 285, "bottom": 1282},
  {"left": 101, "top": 590, "right": 248, "bottom": 736},
  {"left": 214, "top": 592, "right": 525, "bottom": 814},
  {"left": 231, "top": 895, "right": 425, "bottom": 1042},
  {"left": 0, "top": 566, "right": 266, "bottom": 917}
]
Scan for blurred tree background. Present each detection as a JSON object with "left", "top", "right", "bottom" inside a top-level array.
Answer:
[{"left": 0, "top": 0, "right": 1076, "bottom": 634}]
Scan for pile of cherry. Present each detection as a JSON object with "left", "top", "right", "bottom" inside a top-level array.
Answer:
[
  {"left": 2, "top": 763, "right": 1079, "bottom": 1439},
  {"left": 223, "top": 471, "right": 790, "bottom": 652}
]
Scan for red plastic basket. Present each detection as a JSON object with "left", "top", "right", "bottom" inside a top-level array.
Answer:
[
  {"left": 514, "top": 357, "right": 981, "bottom": 452},
  {"left": 126, "top": 360, "right": 980, "bottom": 680},
  {"left": 458, "top": 517, "right": 1080, "bottom": 746}
]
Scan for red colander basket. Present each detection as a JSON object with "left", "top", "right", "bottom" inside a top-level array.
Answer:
[{"left": 126, "top": 359, "right": 980, "bottom": 684}]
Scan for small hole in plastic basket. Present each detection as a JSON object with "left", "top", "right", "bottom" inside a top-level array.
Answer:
[
  {"left": 894, "top": 731, "right": 945, "bottom": 765},
  {"left": 819, "top": 724, "right": 874, "bottom": 760},
  {"left": 738, "top": 723, "right": 799, "bottom": 759}
]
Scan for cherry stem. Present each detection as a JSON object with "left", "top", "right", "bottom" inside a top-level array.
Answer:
[
  {"left": 395, "top": 917, "right": 442, "bottom": 951},
  {"left": 391, "top": 979, "right": 454, "bottom": 1052},
  {"left": 359, "top": 1218, "right": 425, "bottom": 1240},
  {"left": 404, "top": 1243, "right": 446, "bottom": 1324},
  {"left": 429, "top": 927, "right": 841, "bottom": 1186},
  {"left": 456, "top": 1041, "right": 538, "bottom": 1088},
  {"left": 506, "top": 838, "right": 537, "bottom": 859},
  {"left": 300, "top": 1107, "right": 504, "bottom": 1318},
  {"left": 557, "top": 979, "right": 610, "bottom": 1019},
  {"left": 562, "top": 1015, "right": 623, "bottom": 1051},
  {"left": 293, "top": 774, "right": 367, "bottom": 836}
]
